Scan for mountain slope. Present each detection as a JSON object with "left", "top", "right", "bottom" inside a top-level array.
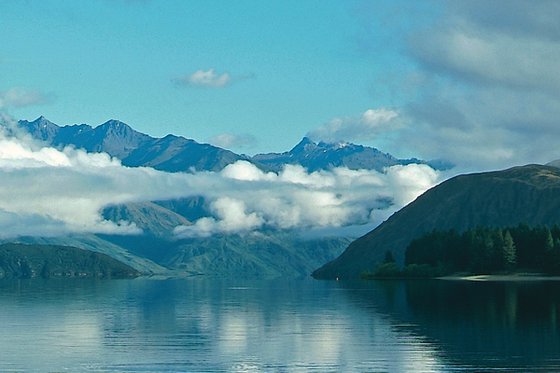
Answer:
[
  {"left": 98, "top": 200, "right": 351, "bottom": 278},
  {"left": 124, "top": 134, "right": 243, "bottom": 172},
  {"left": 163, "top": 233, "right": 352, "bottom": 278},
  {"left": 313, "top": 164, "right": 560, "bottom": 279},
  {"left": 253, "top": 137, "right": 447, "bottom": 172},
  {"left": 18, "top": 117, "right": 244, "bottom": 172},
  {"left": 102, "top": 202, "right": 191, "bottom": 237},
  {"left": 19, "top": 117, "right": 152, "bottom": 160},
  {"left": 18, "top": 117, "right": 444, "bottom": 173},
  {"left": 0, "top": 243, "right": 140, "bottom": 279},
  {"left": 10, "top": 234, "right": 168, "bottom": 274}
]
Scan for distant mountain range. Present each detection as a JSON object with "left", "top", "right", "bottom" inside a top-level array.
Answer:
[
  {"left": 7, "top": 116, "right": 449, "bottom": 278},
  {"left": 313, "top": 164, "right": 560, "bottom": 279},
  {"left": 253, "top": 137, "right": 449, "bottom": 172},
  {"left": 18, "top": 116, "right": 244, "bottom": 172},
  {"left": 18, "top": 116, "right": 450, "bottom": 172}
]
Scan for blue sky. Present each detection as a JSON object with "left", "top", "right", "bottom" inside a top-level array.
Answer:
[
  {"left": 0, "top": 1, "right": 395, "bottom": 151},
  {"left": 1, "top": 0, "right": 560, "bottom": 170}
]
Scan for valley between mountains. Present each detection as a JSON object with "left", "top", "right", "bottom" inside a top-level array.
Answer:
[
  {"left": 0, "top": 116, "right": 446, "bottom": 278},
  {"left": 1, "top": 116, "right": 559, "bottom": 280}
]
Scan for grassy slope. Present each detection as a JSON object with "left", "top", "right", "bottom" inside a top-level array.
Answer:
[
  {"left": 10, "top": 235, "right": 168, "bottom": 275},
  {"left": 313, "top": 165, "right": 560, "bottom": 279},
  {"left": 0, "top": 243, "right": 140, "bottom": 279}
]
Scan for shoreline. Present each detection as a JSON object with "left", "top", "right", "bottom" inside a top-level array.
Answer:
[{"left": 438, "top": 273, "right": 560, "bottom": 282}]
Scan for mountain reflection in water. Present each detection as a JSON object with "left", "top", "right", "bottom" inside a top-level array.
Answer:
[
  {"left": 342, "top": 279, "right": 560, "bottom": 372},
  {"left": 0, "top": 278, "right": 557, "bottom": 372}
]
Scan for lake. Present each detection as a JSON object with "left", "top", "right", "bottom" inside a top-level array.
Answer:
[{"left": 0, "top": 278, "right": 559, "bottom": 372}]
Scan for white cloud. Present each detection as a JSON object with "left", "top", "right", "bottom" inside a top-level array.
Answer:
[
  {"left": 0, "top": 116, "right": 442, "bottom": 238},
  {"left": 174, "top": 197, "right": 263, "bottom": 237},
  {"left": 355, "top": 1, "right": 560, "bottom": 171},
  {"left": 307, "top": 108, "right": 399, "bottom": 143},
  {"left": 0, "top": 87, "right": 50, "bottom": 109},
  {"left": 221, "top": 160, "right": 274, "bottom": 181},
  {"left": 175, "top": 161, "right": 440, "bottom": 238},
  {"left": 175, "top": 68, "right": 231, "bottom": 88},
  {"left": 412, "top": 25, "right": 560, "bottom": 94}
]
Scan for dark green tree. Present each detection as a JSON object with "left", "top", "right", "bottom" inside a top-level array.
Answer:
[
  {"left": 384, "top": 250, "right": 395, "bottom": 263},
  {"left": 503, "top": 230, "right": 516, "bottom": 270}
]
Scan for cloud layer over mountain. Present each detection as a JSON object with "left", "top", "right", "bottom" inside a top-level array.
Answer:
[{"left": 0, "top": 116, "right": 441, "bottom": 238}]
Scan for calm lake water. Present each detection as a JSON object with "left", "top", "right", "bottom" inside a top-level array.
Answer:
[{"left": 1, "top": 278, "right": 559, "bottom": 372}]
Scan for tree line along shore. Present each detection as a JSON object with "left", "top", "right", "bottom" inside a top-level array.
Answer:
[{"left": 364, "top": 224, "right": 560, "bottom": 279}]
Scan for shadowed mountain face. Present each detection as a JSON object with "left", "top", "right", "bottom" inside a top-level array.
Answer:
[
  {"left": 19, "top": 116, "right": 151, "bottom": 160},
  {"left": 18, "top": 117, "right": 245, "bottom": 172},
  {"left": 99, "top": 202, "right": 351, "bottom": 278},
  {"left": 253, "top": 137, "right": 449, "bottom": 172},
  {"left": 102, "top": 202, "right": 192, "bottom": 237},
  {"left": 18, "top": 117, "right": 446, "bottom": 173},
  {"left": 0, "top": 243, "right": 140, "bottom": 279},
  {"left": 313, "top": 164, "right": 560, "bottom": 279}
]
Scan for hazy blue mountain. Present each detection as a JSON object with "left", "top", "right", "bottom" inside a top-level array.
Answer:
[
  {"left": 99, "top": 201, "right": 352, "bottom": 278},
  {"left": 0, "top": 243, "right": 140, "bottom": 279},
  {"left": 123, "top": 134, "right": 244, "bottom": 172},
  {"left": 99, "top": 231, "right": 351, "bottom": 278},
  {"left": 253, "top": 137, "right": 450, "bottom": 172},
  {"left": 19, "top": 117, "right": 152, "bottom": 160},
  {"left": 8, "top": 234, "right": 168, "bottom": 275},
  {"left": 18, "top": 117, "right": 244, "bottom": 172},
  {"left": 17, "top": 117, "right": 447, "bottom": 173},
  {"left": 18, "top": 116, "right": 60, "bottom": 142},
  {"left": 102, "top": 202, "right": 191, "bottom": 237},
  {"left": 313, "top": 164, "right": 560, "bottom": 279},
  {"left": 546, "top": 159, "right": 560, "bottom": 169},
  {"left": 152, "top": 196, "right": 208, "bottom": 222},
  {"left": 163, "top": 233, "right": 352, "bottom": 278}
]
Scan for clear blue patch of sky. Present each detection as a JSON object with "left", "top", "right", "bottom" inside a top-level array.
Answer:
[{"left": 0, "top": 0, "right": 442, "bottom": 154}]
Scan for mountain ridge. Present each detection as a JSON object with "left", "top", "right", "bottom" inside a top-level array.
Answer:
[
  {"left": 312, "top": 164, "right": 560, "bottom": 279},
  {"left": 9, "top": 116, "right": 450, "bottom": 278},
  {"left": 18, "top": 117, "right": 244, "bottom": 172},
  {"left": 17, "top": 116, "right": 447, "bottom": 173},
  {"left": 0, "top": 243, "right": 140, "bottom": 279},
  {"left": 253, "top": 136, "right": 448, "bottom": 172}
]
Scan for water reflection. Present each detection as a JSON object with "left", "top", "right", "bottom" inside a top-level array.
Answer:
[
  {"left": 0, "top": 279, "right": 447, "bottom": 372},
  {"left": 344, "top": 280, "right": 560, "bottom": 371},
  {"left": 1, "top": 278, "right": 558, "bottom": 372}
]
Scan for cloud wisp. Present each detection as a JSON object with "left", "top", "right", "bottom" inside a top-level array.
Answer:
[
  {"left": 0, "top": 116, "right": 442, "bottom": 239},
  {"left": 207, "top": 132, "right": 257, "bottom": 150},
  {"left": 174, "top": 68, "right": 232, "bottom": 88},
  {"left": 0, "top": 87, "right": 50, "bottom": 109},
  {"left": 307, "top": 108, "right": 399, "bottom": 144},
  {"left": 174, "top": 68, "right": 255, "bottom": 89}
]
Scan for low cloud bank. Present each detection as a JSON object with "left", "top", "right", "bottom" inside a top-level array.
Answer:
[
  {"left": 0, "top": 117, "right": 442, "bottom": 238},
  {"left": 174, "top": 162, "right": 438, "bottom": 238}
]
